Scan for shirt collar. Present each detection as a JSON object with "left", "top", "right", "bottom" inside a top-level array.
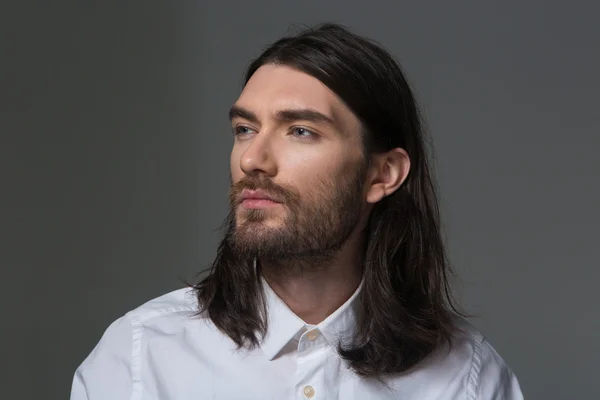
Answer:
[{"left": 260, "top": 276, "right": 363, "bottom": 360}]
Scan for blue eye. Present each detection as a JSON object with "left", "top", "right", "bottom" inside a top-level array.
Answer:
[{"left": 291, "top": 127, "right": 315, "bottom": 138}]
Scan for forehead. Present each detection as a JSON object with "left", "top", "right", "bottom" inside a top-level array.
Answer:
[{"left": 236, "top": 64, "right": 357, "bottom": 127}]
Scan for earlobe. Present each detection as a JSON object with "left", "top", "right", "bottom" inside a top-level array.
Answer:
[{"left": 366, "top": 183, "right": 387, "bottom": 203}]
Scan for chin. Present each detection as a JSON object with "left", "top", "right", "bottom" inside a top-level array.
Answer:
[
  {"left": 237, "top": 210, "right": 284, "bottom": 225},
  {"left": 239, "top": 220, "right": 282, "bottom": 232}
]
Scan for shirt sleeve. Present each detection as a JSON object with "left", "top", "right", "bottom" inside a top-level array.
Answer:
[
  {"left": 473, "top": 339, "right": 524, "bottom": 400},
  {"left": 70, "top": 315, "right": 134, "bottom": 400}
]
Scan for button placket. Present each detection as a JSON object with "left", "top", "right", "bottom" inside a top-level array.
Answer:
[{"left": 295, "top": 333, "right": 328, "bottom": 400}]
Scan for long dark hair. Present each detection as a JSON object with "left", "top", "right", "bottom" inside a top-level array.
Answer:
[{"left": 194, "top": 23, "right": 463, "bottom": 378}]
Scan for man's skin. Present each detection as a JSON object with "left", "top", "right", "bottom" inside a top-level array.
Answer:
[{"left": 229, "top": 64, "right": 411, "bottom": 324}]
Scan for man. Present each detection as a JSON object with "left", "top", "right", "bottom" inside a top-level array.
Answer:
[{"left": 71, "top": 24, "right": 523, "bottom": 399}]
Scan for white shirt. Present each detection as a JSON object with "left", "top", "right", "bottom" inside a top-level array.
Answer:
[{"left": 71, "top": 281, "right": 523, "bottom": 399}]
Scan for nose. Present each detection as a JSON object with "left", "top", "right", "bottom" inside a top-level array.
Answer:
[{"left": 239, "top": 131, "right": 277, "bottom": 177}]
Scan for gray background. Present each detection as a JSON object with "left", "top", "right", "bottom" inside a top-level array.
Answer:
[{"left": 3, "top": 1, "right": 598, "bottom": 399}]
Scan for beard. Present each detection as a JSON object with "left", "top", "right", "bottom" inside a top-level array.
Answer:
[{"left": 225, "top": 163, "right": 367, "bottom": 265}]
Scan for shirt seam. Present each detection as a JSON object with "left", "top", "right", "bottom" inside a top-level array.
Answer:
[
  {"left": 130, "top": 314, "right": 143, "bottom": 400},
  {"left": 127, "top": 304, "right": 198, "bottom": 400},
  {"left": 466, "top": 335, "right": 484, "bottom": 400}
]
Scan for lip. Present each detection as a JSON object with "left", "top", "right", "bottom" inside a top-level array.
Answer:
[
  {"left": 239, "top": 189, "right": 282, "bottom": 209},
  {"left": 240, "top": 189, "right": 281, "bottom": 203}
]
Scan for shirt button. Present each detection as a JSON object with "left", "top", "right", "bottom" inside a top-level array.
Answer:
[
  {"left": 306, "top": 330, "right": 319, "bottom": 341},
  {"left": 303, "top": 385, "right": 315, "bottom": 398}
]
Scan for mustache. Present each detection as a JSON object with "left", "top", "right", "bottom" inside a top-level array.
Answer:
[{"left": 229, "top": 176, "right": 298, "bottom": 206}]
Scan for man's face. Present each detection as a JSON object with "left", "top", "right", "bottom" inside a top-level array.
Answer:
[{"left": 228, "top": 64, "right": 367, "bottom": 260}]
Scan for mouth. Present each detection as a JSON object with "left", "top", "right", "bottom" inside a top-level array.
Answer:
[{"left": 239, "top": 189, "right": 282, "bottom": 209}]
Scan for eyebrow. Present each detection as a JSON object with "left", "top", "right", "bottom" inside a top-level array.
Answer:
[{"left": 228, "top": 105, "right": 339, "bottom": 129}]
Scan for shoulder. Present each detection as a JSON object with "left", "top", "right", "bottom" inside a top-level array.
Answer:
[
  {"left": 388, "top": 318, "right": 523, "bottom": 399},
  {"left": 98, "top": 287, "right": 201, "bottom": 341},
  {"left": 80, "top": 286, "right": 202, "bottom": 360},
  {"left": 102, "top": 287, "right": 207, "bottom": 351},
  {"left": 71, "top": 288, "right": 206, "bottom": 399},
  {"left": 444, "top": 318, "right": 524, "bottom": 399},
  {"left": 124, "top": 287, "right": 199, "bottom": 325}
]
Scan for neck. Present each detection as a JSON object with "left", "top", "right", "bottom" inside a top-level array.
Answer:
[{"left": 260, "top": 232, "right": 364, "bottom": 325}]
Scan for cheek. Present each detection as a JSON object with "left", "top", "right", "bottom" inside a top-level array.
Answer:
[
  {"left": 281, "top": 154, "right": 348, "bottom": 195},
  {"left": 282, "top": 141, "right": 349, "bottom": 170}
]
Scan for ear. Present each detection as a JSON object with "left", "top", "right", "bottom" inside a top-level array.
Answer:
[{"left": 365, "top": 148, "right": 411, "bottom": 204}]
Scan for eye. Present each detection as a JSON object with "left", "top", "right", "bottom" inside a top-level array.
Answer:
[
  {"left": 233, "top": 125, "right": 256, "bottom": 136},
  {"left": 290, "top": 127, "right": 316, "bottom": 138}
]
